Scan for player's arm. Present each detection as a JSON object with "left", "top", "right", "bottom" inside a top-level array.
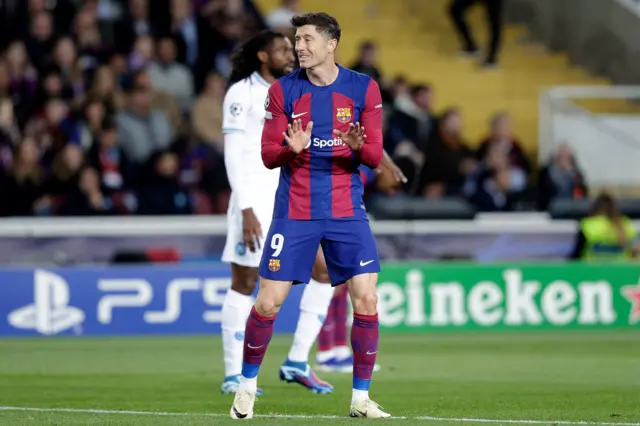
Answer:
[
  {"left": 222, "top": 84, "right": 254, "bottom": 211},
  {"left": 261, "top": 81, "right": 297, "bottom": 169},
  {"left": 357, "top": 79, "right": 384, "bottom": 169},
  {"left": 379, "top": 149, "right": 408, "bottom": 184},
  {"left": 222, "top": 85, "right": 264, "bottom": 252}
]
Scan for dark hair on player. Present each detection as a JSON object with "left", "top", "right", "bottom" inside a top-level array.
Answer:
[
  {"left": 291, "top": 12, "right": 341, "bottom": 43},
  {"left": 228, "top": 30, "right": 287, "bottom": 87}
]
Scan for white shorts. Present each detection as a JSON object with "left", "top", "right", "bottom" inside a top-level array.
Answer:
[{"left": 222, "top": 197, "right": 275, "bottom": 268}]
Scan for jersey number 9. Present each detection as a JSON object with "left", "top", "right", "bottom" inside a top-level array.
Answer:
[{"left": 271, "top": 233, "right": 284, "bottom": 257}]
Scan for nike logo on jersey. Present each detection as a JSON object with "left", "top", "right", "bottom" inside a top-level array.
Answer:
[
  {"left": 360, "top": 260, "right": 374, "bottom": 267},
  {"left": 291, "top": 112, "right": 307, "bottom": 118},
  {"left": 366, "top": 350, "right": 377, "bottom": 355}
]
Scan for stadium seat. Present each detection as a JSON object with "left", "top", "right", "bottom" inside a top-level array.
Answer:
[{"left": 253, "top": 0, "right": 616, "bottom": 161}]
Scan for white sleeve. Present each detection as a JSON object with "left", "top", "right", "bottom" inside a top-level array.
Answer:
[
  {"left": 222, "top": 83, "right": 249, "bottom": 133},
  {"left": 222, "top": 82, "right": 253, "bottom": 211}
]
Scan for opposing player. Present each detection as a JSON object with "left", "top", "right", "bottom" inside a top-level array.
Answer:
[
  {"left": 220, "top": 29, "right": 334, "bottom": 396},
  {"left": 231, "top": 13, "right": 391, "bottom": 419},
  {"left": 220, "top": 29, "right": 297, "bottom": 395}
]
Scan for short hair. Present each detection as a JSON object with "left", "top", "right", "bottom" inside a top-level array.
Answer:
[{"left": 291, "top": 12, "right": 341, "bottom": 43}]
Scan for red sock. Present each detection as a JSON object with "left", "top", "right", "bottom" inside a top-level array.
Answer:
[
  {"left": 351, "top": 313, "right": 379, "bottom": 389},
  {"left": 241, "top": 307, "right": 275, "bottom": 378},
  {"left": 317, "top": 300, "right": 335, "bottom": 352},
  {"left": 333, "top": 289, "right": 349, "bottom": 347}
]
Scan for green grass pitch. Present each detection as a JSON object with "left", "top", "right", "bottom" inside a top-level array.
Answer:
[{"left": 0, "top": 332, "right": 639, "bottom": 425}]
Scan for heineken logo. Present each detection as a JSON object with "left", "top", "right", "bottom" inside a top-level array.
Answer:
[{"left": 377, "top": 267, "right": 640, "bottom": 329}]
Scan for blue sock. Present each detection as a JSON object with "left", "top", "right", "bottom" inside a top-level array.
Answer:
[
  {"left": 242, "top": 363, "right": 260, "bottom": 379},
  {"left": 353, "top": 377, "right": 371, "bottom": 391}
]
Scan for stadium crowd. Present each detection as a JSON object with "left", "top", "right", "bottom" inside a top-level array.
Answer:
[{"left": 0, "top": 0, "right": 588, "bottom": 217}]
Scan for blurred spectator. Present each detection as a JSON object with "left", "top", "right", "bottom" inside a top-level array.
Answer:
[
  {"left": 173, "top": 132, "right": 229, "bottom": 213},
  {"left": 131, "top": 70, "right": 184, "bottom": 137},
  {"left": 449, "top": 0, "right": 503, "bottom": 67},
  {"left": 24, "top": 97, "right": 69, "bottom": 156},
  {"left": 418, "top": 108, "right": 475, "bottom": 198},
  {"left": 167, "top": 0, "right": 216, "bottom": 89},
  {"left": 114, "top": 0, "right": 158, "bottom": 54},
  {"left": 381, "top": 75, "right": 409, "bottom": 110},
  {"left": 88, "top": 119, "right": 134, "bottom": 196},
  {"left": 128, "top": 34, "right": 155, "bottom": 71},
  {"left": 116, "top": 85, "right": 174, "bottom": 165},
  {"left": 89, "top": 65, "right": 126, "bottom": 111},
  {"left": 465, "top": 144, "right": 527, "bottom": 211},
  {"left": 0, "top": 137, "right": 46, "bottom": 216},
  {"left": 74, "top": 6, "right": 105, "bottom": 73},
  {"left": 4, "top": 42, "right": 39, "bottom": 126},
  {"left": 148, "top": 36, "right": 194, "bottom": 112},
  {"left": 570, "top": 193, "right": 639, "bottom": 260},
  {"left": 24, "top": 11, "right": 56, "bottom": 72},
  {"left": 265, "top": 0, "right": 300, "bottom": 34},
  {"left": 0, "top": 0, "right": 21, "bottom": 52},
  {"left": 213, "top": 17, "right": 246, "bottom": 78},
  {"left": 538, "top": 144, "right": 588, "bottom": 210},
  {"left": 0, "top": 98, "right": 20, "bottom": 175},
  {"left": 67, "top": 96, "right": 107, "bottom": 151},
  {"left": 0, "top": 60, "right": 10, "bottom": 101},
  {"left": 137, "top": 151, "right": 193, "bottom": 215},
  {"left": 476, "top": 112, "right": 531, "bottom": 174},
  {"left": 51, "top": 36, "right": 85, "bottom": 101},
  {"left": 58, "top": 166, "right": 116, "bottom": 216},
  {"left": 385, "top": 84, "right": 437, "bottom": 191},
  {"left": 45, "top": 143, "right": 84, "bottom": 197},
  {"left": 468, "top": 165, "right": 514, "bottom": 211},
  {"left": 350, "top": 41, "right": 382, "bottom": 83},
  {"left": 0, "top": 97, "right": 20, "bottom": 145},
  {"left": 192, "top": 72, "right": 225, "bottom": 154},
  {"left": 107, "top": 52, "right": 131, "bottom": 89},
  {"left": 37, "top": 69, "right": 70, "bottom": 106}
]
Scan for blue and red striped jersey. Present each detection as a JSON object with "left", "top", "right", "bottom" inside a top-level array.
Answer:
[{"left": 261, "top": 65, "right": 383, "bottom": 220}]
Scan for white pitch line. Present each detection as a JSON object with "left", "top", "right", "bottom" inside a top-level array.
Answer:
[
  {"left": 0, "top": 406, "right": 638, "bottom": 425},
  {"left": 418, "top": 416, "right": 640, "bottom": 426}
]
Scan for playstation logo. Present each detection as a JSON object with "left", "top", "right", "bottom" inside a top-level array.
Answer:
[{"left": 8, "top": 269, "right": 85, "bottom": 335}]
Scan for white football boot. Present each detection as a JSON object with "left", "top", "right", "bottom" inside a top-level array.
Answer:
[
  {"left": 229, "top": 390, "right": 256, "bottom": 419},
  {"left": 349, "top": 399, "right": 391, "bottom": 418}
]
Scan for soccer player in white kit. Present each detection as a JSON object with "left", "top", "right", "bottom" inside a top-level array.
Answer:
[{"left": 220, "top": 30, "right": 335, "bottom": 395}]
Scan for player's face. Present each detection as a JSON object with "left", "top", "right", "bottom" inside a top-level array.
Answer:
[
  {"left": 267, "top": 37, "right": 296, "bottom": 78},
  {"left": 295, "top": 25, "right": 335, "bottom": 69}
]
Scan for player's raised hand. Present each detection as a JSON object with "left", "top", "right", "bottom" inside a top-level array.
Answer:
[
  {"left": 334, "top": 122, "right": 365, "bottom": 152},
  {"left": 283, "top": 119, "right": 313, "bottom": 154},
  {"left": 241, "top": 208, "right": 263, "bottom": 253}
]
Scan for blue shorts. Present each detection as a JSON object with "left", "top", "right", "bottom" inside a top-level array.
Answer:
[{"left": 258, "top": 218, "right": 381, "bottom": 286}]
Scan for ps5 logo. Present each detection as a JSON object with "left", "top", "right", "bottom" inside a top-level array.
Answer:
[
  {"left": 8, "top": 269, "right": 85, "bottom": 335},
  {"left": 97, "top": 278, "right": 229, "bottom": 324}
]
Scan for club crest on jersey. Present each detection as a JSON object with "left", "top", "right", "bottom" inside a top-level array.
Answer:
[
  {"left": 268, "top": 259, "right": 280, "bottom": 272},
  {"left": 336, "top": 108, "right": 352, "bottom": 123},
  {"left": 264, "top": 94, "right": 270, "bottom": 110}
]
